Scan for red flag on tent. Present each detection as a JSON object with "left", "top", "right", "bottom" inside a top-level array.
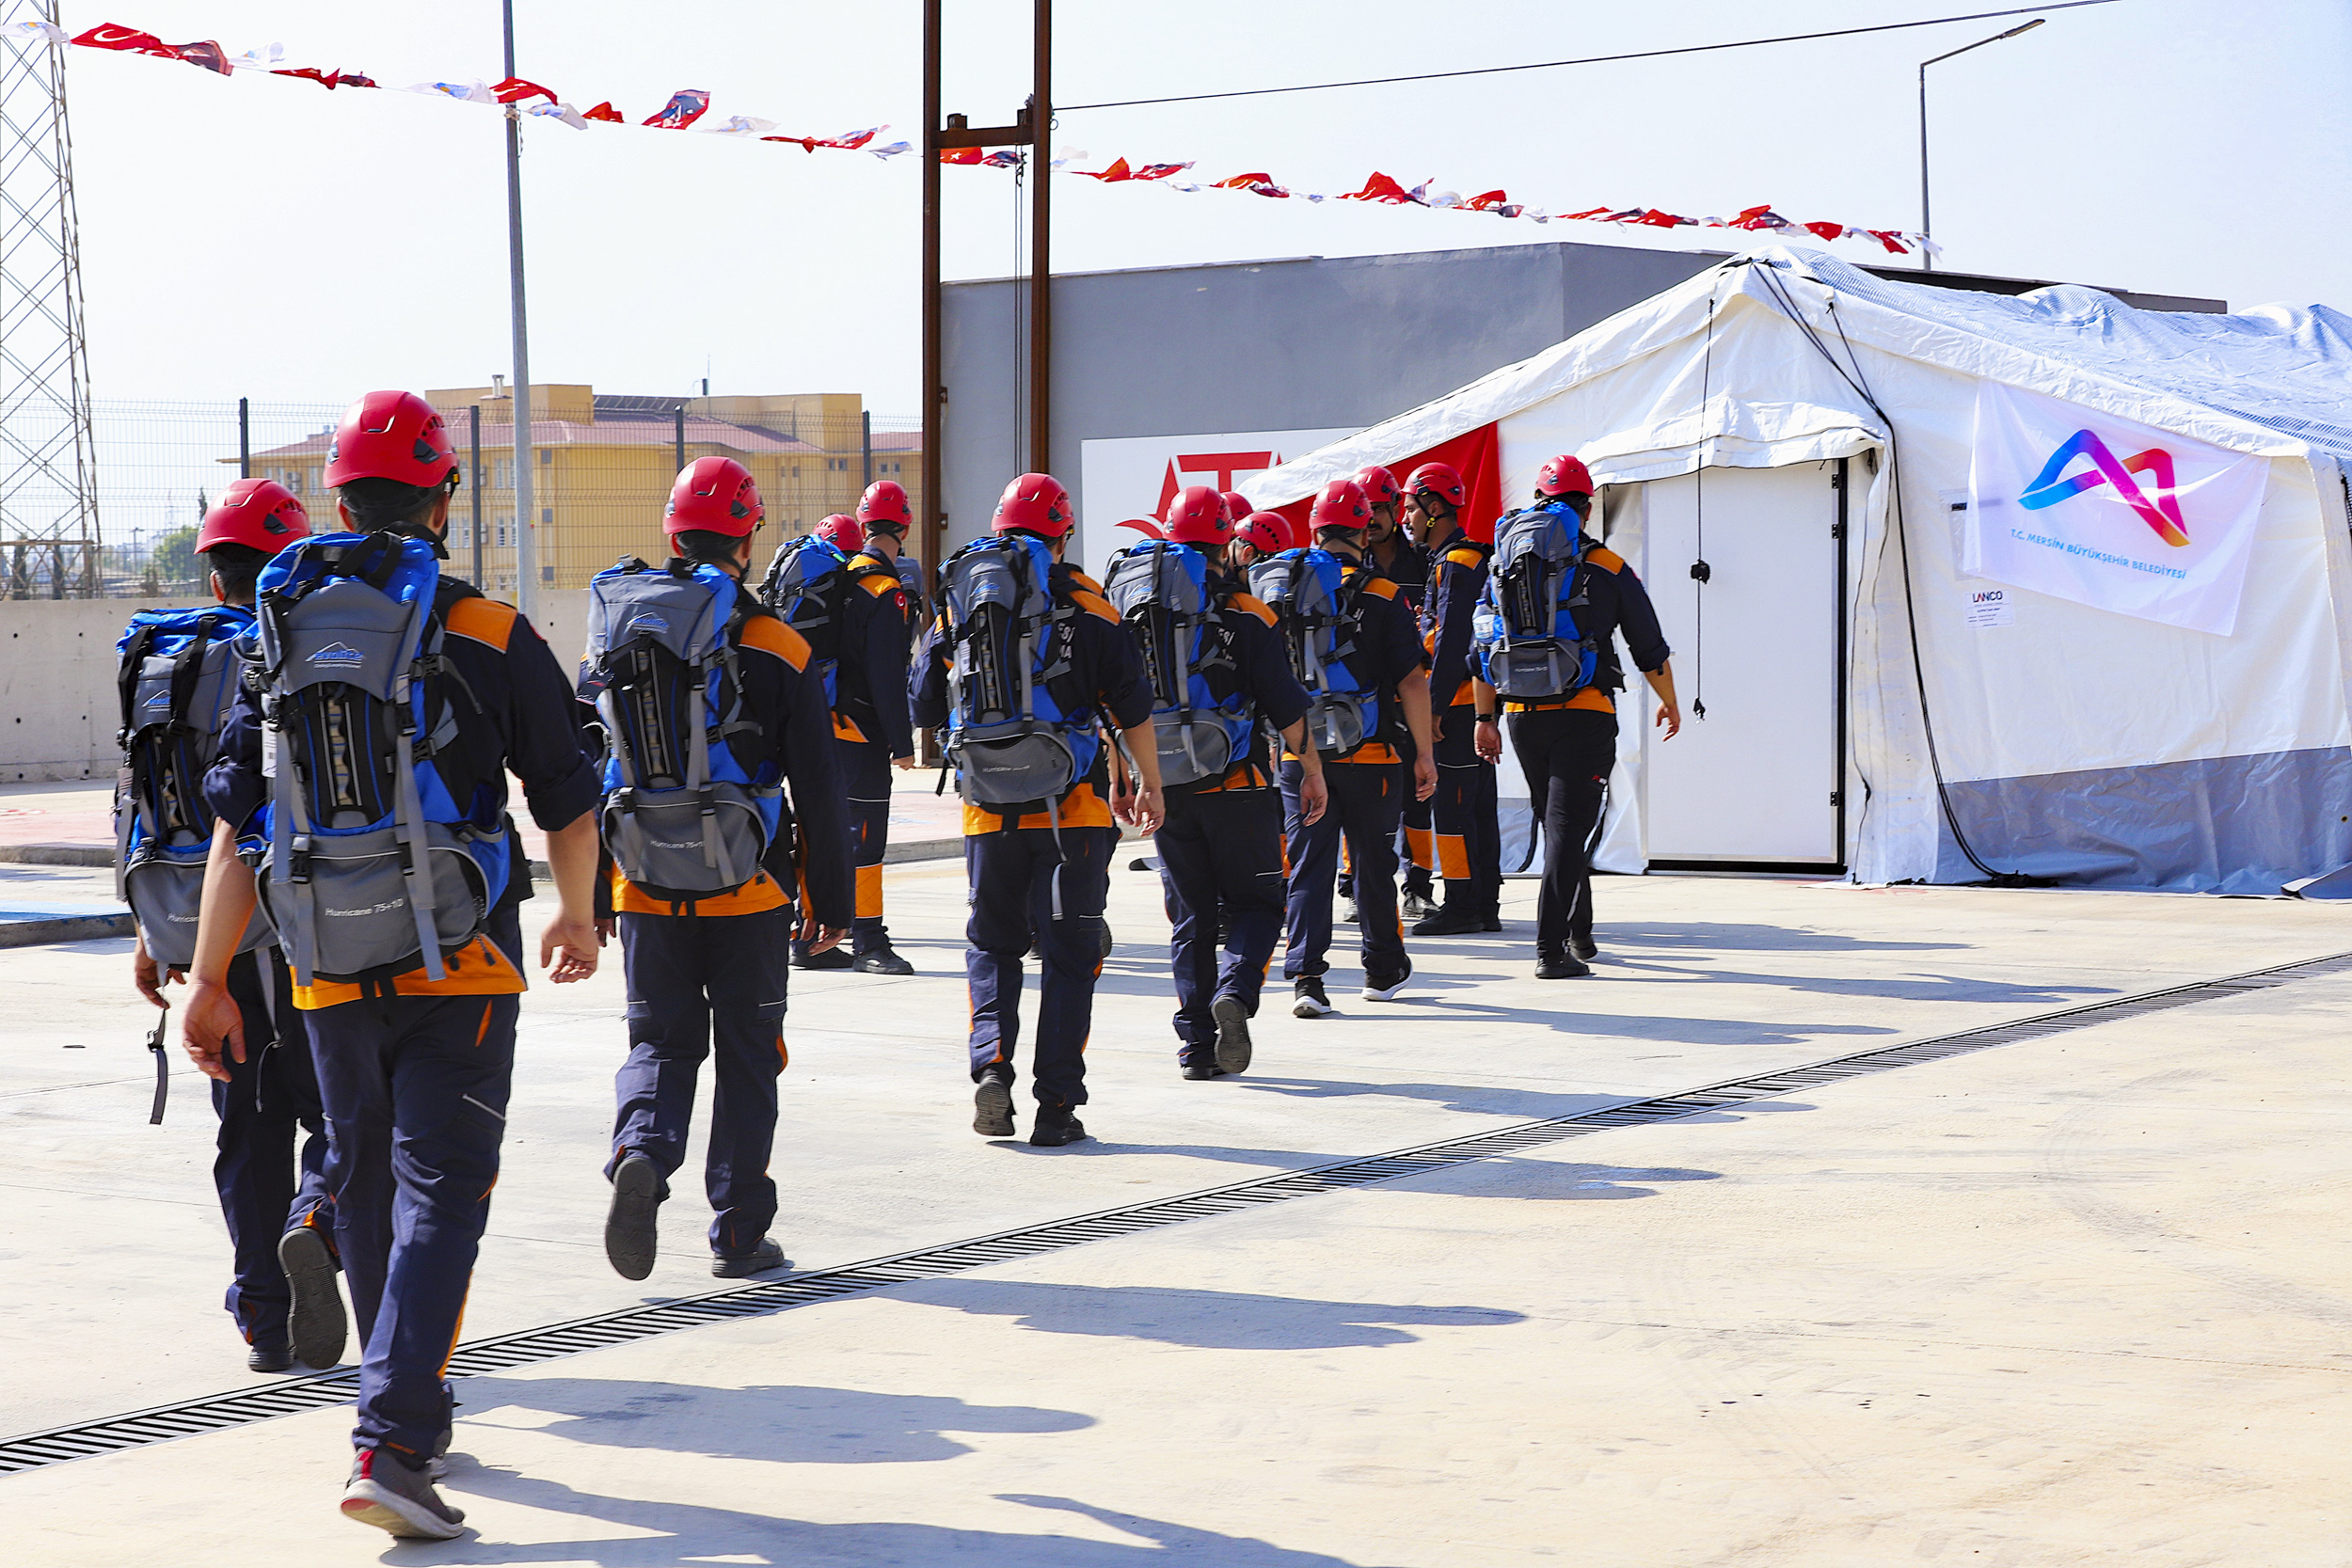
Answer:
[
  {"left": 581, "top": 101, "right": 624, "bottom": 122},
  {"left": 642, "top": 89, "right": 709, "bottom": 129},
  {"left": 492, "top": 76, "right": 560, "bottom": 105},
  {"left": 1342, "top": 171, "right": 1419, "bottom": 205},
  {"left": 1216, "top": 172, "right": 1287, "bottom": 198}
]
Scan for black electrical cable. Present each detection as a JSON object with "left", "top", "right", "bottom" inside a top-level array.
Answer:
[
  {"left": 1690, "top": 286, "right": 1717, "bottom": 721},
  {"left": 1058, "top": 1, "right": 2118, "bottom": 112},
  {"left": 1744, "top": 258, "right": 2034, "bottom": 885}
]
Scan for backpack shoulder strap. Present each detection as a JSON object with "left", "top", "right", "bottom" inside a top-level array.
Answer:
[{"left": 115, "top": 622, "right": 158, "bottom": 742}]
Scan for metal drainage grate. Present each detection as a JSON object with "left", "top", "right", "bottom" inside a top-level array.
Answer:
[{"left": 6, "top": 945, "right": 2345, "bottom": 1476}]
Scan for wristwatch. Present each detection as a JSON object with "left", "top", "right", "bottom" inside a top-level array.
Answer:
[{"left": 1475, "top": 712, "right": 1498, "bottom": 723}]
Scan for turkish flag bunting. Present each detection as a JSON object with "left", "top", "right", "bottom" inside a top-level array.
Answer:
[
  {"left": 1864, "top": 229, "right": 1912, "bottom": 254},
  {"left": 581, "top": 101, "right": 625, "bottom": 122},
  {"left": 1801, "top": 221, "right": 1847, "bottom": 243},
  {"left": 1214, "top": 172, "right": 1287, "bottom": 198},
  {"left": 940, "top": 148, "right": 982, "bottom": 166},
  {"left": 1084, "top": 157, "right": 1134, "bottom": 182},
  {"left": 492, "top": 76, "right": 559, "bottom": 104},
  {"left": 72, "top": 24, "right": 169, "bottom": 54},
  {"left": 1342, "top": 171, "right": 1418, "bottom": 205},
  {"left": 1632, "top": 209, "right": 1692, "bottom": 228},
  {"left": 1463, "top": 189, "right": 1511, "bottom": 211},
  {"left": 642, "top": 88, "right": 709, "bottom": 129}
]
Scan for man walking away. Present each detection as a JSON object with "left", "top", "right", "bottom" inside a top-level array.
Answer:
[
  {"left": 185, "top": 390, "right": 605, "bottom": 1540},
  {"left": 1405, "top": 462, "right": 1505, "bottom": 936},
  {"left": 1471, "top": 455, "right": 1679, "bottom": 978},
  {"left": 911, "top": 473, "right": 1164, "bottom": 1147},
  {"left": 588, "top": 458, "right": 852, "bottom": 1286},
  {"left": 833, "top": 482, "right": 920, "bottom": 974}
]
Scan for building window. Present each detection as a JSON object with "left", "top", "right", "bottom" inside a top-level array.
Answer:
[{"left": 540, "top": 448, "right": 552, "bottom": 466}]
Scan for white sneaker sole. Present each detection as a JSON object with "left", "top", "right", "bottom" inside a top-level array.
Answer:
[
  {"left": 341, "top": 1484, "right": 466, "bottom": 1541},
  {"left": 1361, "top": 975, "right": 1410, "bottom": 1002},
  {"left": 1292, "top": 994, "right": 1333, "bottom": 1019}
]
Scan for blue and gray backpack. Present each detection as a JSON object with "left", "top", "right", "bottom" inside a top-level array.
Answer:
[
  {"left": 756, "top": 533, "right": 850, "bottom": 709},
  {"left": 1474, "top": 500, "right": 1598, "bottom": 700},
  {"left": 1103, "top": 540, "right": 1255, "bottom": 787},
  {"left": 583, "top": 557, "right": 782, "bottom": 903},
  {"left": 113, "top": 605, "right": 273, "bottom": 969},
  {"left": 939, "top": 533, "right": 1102, "bottom": 818},
  {"left": 253, "top": 531, "right": 509, "bottom": 988},
  {"left": 1248, "top": 546, "right": 1381, "bottom": 758}
]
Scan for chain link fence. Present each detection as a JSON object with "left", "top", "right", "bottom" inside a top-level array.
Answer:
[{"left": 8, "top": 390, "right": 921, "bottom": 599}]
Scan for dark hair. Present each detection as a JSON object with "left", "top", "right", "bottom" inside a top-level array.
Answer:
[
  {"left": 201, "top": 542, "right": 270, "bottom": 604},
  {"left": 670, "top": 529, "right": 749, "bottom": 565},
  {"left": 336, "top": 476, "right": 446, "bottom": 534}
]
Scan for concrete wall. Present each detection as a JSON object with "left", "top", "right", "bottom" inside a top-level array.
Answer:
[
  {"left": 937, "top": 238, "right": 2227, "bottom": 562},
  {"left": 1, "top": 591, "right": 595, "bottom": 783}
]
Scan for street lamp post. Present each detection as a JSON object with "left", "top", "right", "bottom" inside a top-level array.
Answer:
[
  {"left": 1918, "top": 17, "right": 2044, "bottom": 272},
  {"left": 501, "top": 0, "right": 537, "bottom": 617}
]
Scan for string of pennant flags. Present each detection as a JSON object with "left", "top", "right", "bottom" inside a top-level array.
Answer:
[{"left": 19, "top": 17, "right": 1938, "bottom": 256}]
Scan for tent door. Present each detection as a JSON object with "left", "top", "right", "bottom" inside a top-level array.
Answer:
[{"left": 1637, "top": 460, "right": 1846, "bottom": 870}]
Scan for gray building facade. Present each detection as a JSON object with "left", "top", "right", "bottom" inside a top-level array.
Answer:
[{"left": 938, "top": 237, "right": 2219, "bottom": 558}]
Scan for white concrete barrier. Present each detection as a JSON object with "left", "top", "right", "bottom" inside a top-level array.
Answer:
[{"left": 1, "top": 590, "right": 593, "bottom": 784}]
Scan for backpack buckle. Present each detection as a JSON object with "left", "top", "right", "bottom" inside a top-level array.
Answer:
[{"left": 289, "top": 835, "right": 313, "bottom": 883}]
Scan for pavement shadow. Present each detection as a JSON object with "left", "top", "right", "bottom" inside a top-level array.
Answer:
[
  {"left": 1340, "top": 987, "right": 1902, "bottom": 1046},
  {"left": 1598, "top": 920, "right": 1966, "bottom": 954},
  {"left": 1378, "top": 1159, "right": 1724, "bottom": 1202},
  {"left": 452, "top": 1377, "right": 1089, "bottom": 1464},
  {"left": 874, "top": 1279, "right": 1524, "bottom": 1350},
  {"left": 1607, "top": 958, "right": 2115, "bottom": 1007},
  {"left": 1236, "top": 1075, "right": 1630, "bottom": 1120},
  {"left": 402, "top": 1473, "right": 1403, "bottom": 1565}
]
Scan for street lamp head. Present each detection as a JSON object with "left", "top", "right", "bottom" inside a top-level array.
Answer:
[{"left": 1996, "top": 18, "right": 2047, "bottom": 39}]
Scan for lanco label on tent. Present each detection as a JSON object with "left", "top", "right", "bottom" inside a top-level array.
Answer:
[
  {"left": 1963, "top": 586, "right": 2015, "bottom": 629},
  {"left": 1966, "top": 382, "right": 2266, "bottom": 636}
]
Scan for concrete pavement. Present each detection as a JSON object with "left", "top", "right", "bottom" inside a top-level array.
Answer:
[{"left": 1, "top": 852, "right": 2346, "bottom": 1564}]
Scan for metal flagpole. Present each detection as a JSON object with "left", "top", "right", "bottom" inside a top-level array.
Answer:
[{"left": 501, "top": 0, "right": 537, "bottom": 617}]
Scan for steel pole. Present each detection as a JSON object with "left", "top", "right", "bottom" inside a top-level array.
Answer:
[
  {"left": 470, "top": 404, "right": 485, "bottom": 585},
  {"left": 237, "top": 397, "right": 250, "bottom": 479},
  {"left": 1029, "top": 0, "right": 1051, "bottom": 475},
  {"left": 919, "top": 0, "right": 943, "bottom": 583},
  {"left": 1918, "top": 64, "right": 1933, "bottom": 271},
  {"left": 502, "top": 0, "right": 537, "bottom": 617}
]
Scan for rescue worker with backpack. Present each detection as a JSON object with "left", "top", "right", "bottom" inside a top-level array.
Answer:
[
  {"left": 910, "top": 472, "right": 1164, "bottom": 1147},
  {"left": 1106, "top": 485, "right": 1327, "bottom": 1079},
  {"left": 1255, "top": 478, "right": 1437, "bottom": 1017},
  {"left": 1351, "top": 464, "right": 1440, "bottom": 924},
  {"left": 589, "top": 457, "right": 853, "bottom": 1286},
  {"left": 121, "top": 478, "right": 342, "bottom": 1374},
  {"left": 1229, "top": 511, "right": 1291, "bottom": 575},
  {"left": 183, "top": 389, "right": 606, "bottom": 1541},
  {"left": 763, "top": 485, "right": 917, "bottom": 975},
  {"left": 1470, "top": 454, "right": 1680, "bottom": 979},
  {"left": 1404, "top": 460, "right": 1506, "bottom": 936}
]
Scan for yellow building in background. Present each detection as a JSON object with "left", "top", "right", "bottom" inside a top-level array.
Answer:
[{"left": 241, "top": 384, "right": 922, "bottom": 594}]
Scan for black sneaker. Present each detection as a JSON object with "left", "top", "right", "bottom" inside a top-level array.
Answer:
[
  {"left": 1292, "top": 975, "right": 1333, "bottom": 1018},
  {"left": 1030, "top": 1104, "right": 1089, "bottom": 1148},
  {"left": 604, "top": 1152, "right": 662, "bottom": 1281},
  {"left": 1181, "top": 1061, "right": 1226, "bottom": 1081},
  {"left": 974, "top": 1073, "right": 1016, "bottom": 1137},
  {"left": 1340, "top": 899, "right": 1360, "bottom": 925},
  {"left": 853, "top": 944, "right": 914, "bottom": 975},
  {"left": 1481, "top": 911, "right": 1504, "bottom": 932},
  {"left": 1402, "top": 887, "right": 1439, "bottom": 922},
  {"left": 278, "top": 1224, "right": 347, "bottom": 1370},
  {"left": 341, "top": 1446, "right": 465, "bottom": 1541},
  {"left": 1570, "top": 936, "right": 1598, "bottom": 962},
  {"left": 1211, "top": 994, "right": 1253, "bottom": 1075},
  {"left": 712, "top": 1237, "right": 787, "bottom": 1278},
  {"left": 1410, "top": 906, "right": 1483, "bottom": 936},
  {"left": 1362, "top": 957, "right": 1413, "bottom": 1002},
  {"left": 247, "top": 1332, "right": 294, "bottom": 1373},
  {"left": 794, "top": 946, "right": 854, "bottom": 971},
  {"left": 1099, "top": 921, "right": 1116, "bottom": 958},
  {"left": 1536, "top": 951, "right": 1594, "bottom": 979}
]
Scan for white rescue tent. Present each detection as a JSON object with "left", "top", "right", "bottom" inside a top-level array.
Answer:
[{"left": 1252, "top": 245, "right": 2352, "bottom": 893}]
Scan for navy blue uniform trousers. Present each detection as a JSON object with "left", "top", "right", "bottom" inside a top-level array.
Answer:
[
  {"left": 839, "top": 736, "right": 896, "bottom": 954},
  {"left": 306, "top": 904, "right": 525, "bottom": 1465},
  {"left": 1154, "top": 786, "right": 1284, "bottom": 1065},
  {"left": 1509, "top": 707, "right": 1615, "bottom": 952},
  {"left": 1432, "top": 705, "right": 1503, "bottom": 916},
  {"left": 214, "top": 945, "right": 333, "bottom": 1346},
  {"left": 1282, "top": 759, "right": 1407, "bottom": 981},
  {"left": 611, "top": 904, "right": 794, "bottom": 1259},
  {"left": 965, "top": 824, "right": 1114, "bottom": 1108}
]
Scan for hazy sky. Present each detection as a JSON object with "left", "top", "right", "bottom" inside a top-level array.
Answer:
[{"left": 56, "top": 0, "right": 2352, "bottom": 415}]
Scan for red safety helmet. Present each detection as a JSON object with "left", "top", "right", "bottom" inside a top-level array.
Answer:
[
  {"left": 1233, "top": 512, "right": 1289, "bottom": 555},
  {"left": 1353, "top": 465, "right": 1403, "bottom": 513},
  {"left": 665, "top": 455, "right": 764, "bottom": 537},
  {"left": 1162, "top": 484, "right": 1232, "bottom": 546},
  {"left": 815, "top": 513, "right": 865, "bottom": 552},
  {"left": 322, "top": 389, "right": 458, "bottom": 489},
  {"left": 856, "top": 479, "right": 912, "bottom": 532},
  {"left": 1406, "top": 461, "right": 1467, "bottom": 512},
  {"left": 1220, "top": 489, "right": 1253, "bottom": 528},
  {"left": 993, "top": 472, "right": 1073, "bottom": 538},
  {"left": 1311, "top": 478, "right": 1372, "bottom": 535},
  {"left": 197, "top": 477, "right": 310, "bottom": 555},
  {"left": 1534, "top": 453, "right": 1595, "bottom": 499}
]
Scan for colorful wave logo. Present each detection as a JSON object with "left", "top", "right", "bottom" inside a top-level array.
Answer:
[{"left": 2018, "top": 430, "right": 2190, "bottom": 547}]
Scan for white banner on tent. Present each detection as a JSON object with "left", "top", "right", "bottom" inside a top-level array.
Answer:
[{"left": 1966, "top": 381, "right": 2266, "bottom": 636}]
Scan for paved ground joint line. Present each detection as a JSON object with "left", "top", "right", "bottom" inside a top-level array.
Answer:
[{"left": 4, "top": 944, "right": 2345, "bottom": 1476}]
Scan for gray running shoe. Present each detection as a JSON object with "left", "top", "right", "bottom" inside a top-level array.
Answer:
[
  {"left": 604, "top": 1152, "right": 662, "bottom": 1281},
  {"left": 974, "top": 1073, "right": 1015, "bottom": 1137},
  {"left": 1211, "top": 994, "right": 1253, "bottom": 1075},
  {"left": 340, "top": 1447, "right": 465, "bottom": 1540},
  {"left": 712, "top": 1237, "right": 787, "bottom": 1278},
  {"left": 277, "top": 1225, "right": 346, "bottom": 1370}
]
